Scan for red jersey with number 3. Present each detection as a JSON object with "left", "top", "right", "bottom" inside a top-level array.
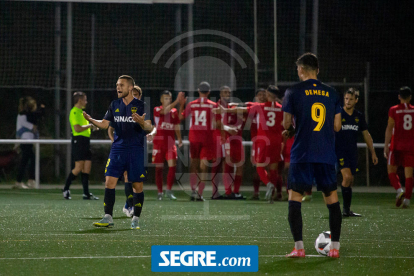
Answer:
[
  {"left": 153, "top": 106, "right": 180, "bottom": 147},
  {"left": 249, "top": 101, "right": 284, "bottom": 143},
  {"left": 182, "top": 97, "right": 219, "bottom": 143},
  {"left": 389, "top": 103, "right": 414, "bottom": 153}
]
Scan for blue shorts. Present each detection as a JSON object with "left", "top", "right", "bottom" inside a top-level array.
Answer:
[
  {"left": 336, "top": 152, "right": 358, "bottom": 175},
  {"left": 105, "top": 147, "right": 147, "bottom": 183},
  {"left": 288, "top": 163, "right": 337, "bottom": 194}
]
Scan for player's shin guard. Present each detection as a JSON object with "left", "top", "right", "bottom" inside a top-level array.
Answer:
[
  {"left": 405, "top": 178, "right": 413, "bottom": 199},
  {"left": 234, "top": 175, "right": 242, "bottom": 194},
  {"left": 155, "top": 167, "right": 163, "bottom": 193},
  {"left": 125, "top": 182, "right": 133, "bottom": 208},
  {"left": 104, "top": 188, "right": 116, "bottom": 217},
  {"left": 256, "top": 167, "right": 270, "bottom": 185},
  {"left": 133, "top": 192, "right": 144, "bottom": 217},
  {"left": 327, "top": 202, "right": 342, "bottom": 242},
  {"left": 288, "top": 200, "right": 303, "bottom": 242},
  {"left": 81, "top": 173, "right": 90, "bottom": 195},
  {"left": 63, "top": 172, "right": 76, "bottom": 191},
  {"left": 167, "top": 166, "right": 176, "bottom": 191},
  {"left": 341, "top": 186, "right": 352, "bottom": 213},
  {"left": 388, "top": 172, "right": 402, "bottom": 190}
]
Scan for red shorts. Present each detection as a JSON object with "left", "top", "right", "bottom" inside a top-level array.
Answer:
[
  {"left": 190, "top": 141, "right": 215, "bottom": 160},
  {"left": 283, "top": 138, "right": 294, "bottom": 163},
  {"left": 152, "top": 143, "right": 177, "bottom": 164},
  {"left": 254, "top": 139, "right": 282, "bottom": 165},
  {"left": 224, "top": 137, "right": 245, "bottom": 164},
  {"left": 388, "top": 150, "right": 414, "bottom": 167}
]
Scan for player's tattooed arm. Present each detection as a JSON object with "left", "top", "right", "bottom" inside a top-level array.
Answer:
[
  {"left": 83, "top": 111, "right": 110, "bottom": 129},
  {"left": 108, "top": 126, "right": 115, "bottom": 142},
  {"left": 161, "top": 92, "right": 185, "bottom": 115},
  {"left": 362, "top": 130, "right": 378, "bottom": 165},
  {"left": 282, "top": 112, "right": 295, "bottom": 138},
  {"left": 383, "top": 116, "right": 395, "bottom": 159}
]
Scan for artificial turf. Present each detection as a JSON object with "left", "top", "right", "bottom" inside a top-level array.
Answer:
[{"left": 0, "top": 188, "right": 413, "bottom": 276}]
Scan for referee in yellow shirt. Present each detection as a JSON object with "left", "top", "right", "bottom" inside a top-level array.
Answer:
[{"left": 63, "top": 92, "right": 99, "bottom": 200}]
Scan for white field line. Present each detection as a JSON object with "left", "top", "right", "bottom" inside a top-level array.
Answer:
[{"left": 1, "top": 255, "right": 414, "bottom": 260}]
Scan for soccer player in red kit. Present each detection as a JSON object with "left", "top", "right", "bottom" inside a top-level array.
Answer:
[
  {"left": 152, "top": 90, "right": 183, "bottom": 200},
  {"left": 179, "top": 82, "right": 221, "bottom": 201},
  {"left": 246, "top": 88, "right": 267, "bottom": 199},
  {"left": 384, "top": 86, "right": 414, "bottom": 208},
  {"left": 220, "top": 87, "right": 248, "bottom": 199},
  {"left": 249, "top": 86, "right": 284, "bottom": 202},
  {"left": 220, "top": 86, "right": 284, "bottom": 202}
]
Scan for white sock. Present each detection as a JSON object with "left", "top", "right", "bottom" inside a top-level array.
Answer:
[
  {"left": 295, "top": 241, "right": 304, "bottom": 250},
  {"left": 330, "top": 242, "right": 340, "bottom": 250},
  {"left": 267, "top": 182, "right": 274, "bottom": 187},
  {"left": 403, "top": 199, "right": 410, "bottom": 206},
  {"left": 132, "top": 216, "right": 139, "bottom": 221},
  {"left": 397, "top": 188, "right": 403, "bottom": 194}
]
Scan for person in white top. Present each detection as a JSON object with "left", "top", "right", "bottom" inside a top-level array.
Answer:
[{"left": 15, "top": 97, "right": 43, "bottom": 189}]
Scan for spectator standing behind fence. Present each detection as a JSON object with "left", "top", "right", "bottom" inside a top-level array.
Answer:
[
  {"left": 62, "top": 92, "right": 99, "bottom": 200},
  {"left": 15, "top": 96, "right": 44, "bottom": 189}
]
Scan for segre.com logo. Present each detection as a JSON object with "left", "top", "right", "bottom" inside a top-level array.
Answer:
[{"left": 151, "top": 245, "right": 258, "bottom": 272}]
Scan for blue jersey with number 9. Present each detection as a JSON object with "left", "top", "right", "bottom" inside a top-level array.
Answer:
[{"left": 282, "top": 79, "right": 341, "bottom": 165}]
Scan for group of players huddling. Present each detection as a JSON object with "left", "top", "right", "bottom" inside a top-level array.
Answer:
[{"left": 78, "top": 53, "right": 414, "bottom": 259}]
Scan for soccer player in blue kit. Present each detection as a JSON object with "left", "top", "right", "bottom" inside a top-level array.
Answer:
[
  {"left": 336, "top": 88, "right": 378, "bottom": 217},
  {"left": 282, "top": 53, "right": 342, "bottom": 258},
  {"left": 83, "top": 75, "right": 153, "bottom": 229}
]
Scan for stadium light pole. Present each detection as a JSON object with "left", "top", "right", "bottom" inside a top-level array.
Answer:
[
  {"left": 274, "top": 0, "right": 277, "bottom": 84},
  {"left": 311, "top": 0, "right": 318, "bottom": 55},
  {"left": 66, "top": 2, "right": 73, "bottom": 177},
  {"left": 365, "top": 62, "right": 371, "bottom": 187},
  {"left": 299, "top": 0, "right": 306, "bottom": 55},
  {"left": 187, "top": 3, "right": 194, "bottom": 98},
  {"left": 254, "top": 0, "right": 258, "bottom": 90},
  {"left": 175, "top": 4, "right": 182, "bottom": 93},
  {"left": 54, "top": 3, "right": 61, "bottom": 178}
]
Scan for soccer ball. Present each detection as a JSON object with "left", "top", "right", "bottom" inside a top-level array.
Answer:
[{"left": 315, "top": 231, "right": 331, "bottom": 256}]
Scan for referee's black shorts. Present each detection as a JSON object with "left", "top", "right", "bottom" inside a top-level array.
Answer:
[{"left": 72, "top": 135, "right": 92, "bottom": 162}]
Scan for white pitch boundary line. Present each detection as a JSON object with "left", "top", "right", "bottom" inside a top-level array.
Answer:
[
  {"left": 261, "top": 255, "right": 414, "bottom": 259},
  {"left": 0, "top": 256, "right": 151, "bottom": 260},
  {"left": 1, "top": 255, "right": 414, "bottom": 260}
]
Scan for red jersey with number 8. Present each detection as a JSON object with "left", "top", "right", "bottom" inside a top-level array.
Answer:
[
  {"left": 389, "top": 103, "right": 414, "bottom": 153},
  {"left": 182, "top": 97, "right": 219, "bottom": 143}
]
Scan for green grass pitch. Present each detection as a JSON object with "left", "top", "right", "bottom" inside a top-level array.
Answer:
[{"left": 0, "top": 189, "right": 413, "bottom": 275}]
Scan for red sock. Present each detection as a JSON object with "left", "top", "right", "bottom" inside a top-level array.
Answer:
[
  {"left": 190, "top": 173, "right": 198, "bottom": 191},
  {"left": 167, "top": 166, "right": 176, "bottom": 190},
  {"left": 211, "top": 163, "right": 221, "bottom": 196},
  {"left": 253, "top": 177, "right": 260, "bottom": 194},
  {"left": 155, "top": 167, "right": 163, "bottom": 193},
  {"left": 234, "top": 175, "right": 242, "bottom": 194},
  {"left": 223, "top": 163, "right": 233, "bottom": 195},
  {"left": 256, "top": 167, "right": 270, "bottom": 184},
  {"left": 198, "top": 182, "right": 205, "bottom": 196},
  {"left": 405, "top": 177, "right": 413, "bottom": 199},
  {"left": 269, "top": 170, "right": 281, "bottom": 193},
  {"left": 388, "top": 173, "right": 401, "bottom": 190}
]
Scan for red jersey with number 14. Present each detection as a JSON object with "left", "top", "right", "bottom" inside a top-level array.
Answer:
[
  {"left": 182, "top": 97, "right": 219, "bottom": 143},
  {"left": 389, "top": 103, "right": 414, "bottom": 153},
  {"left": 249, "top": 101, "right": 284, "bottom": 143}
]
